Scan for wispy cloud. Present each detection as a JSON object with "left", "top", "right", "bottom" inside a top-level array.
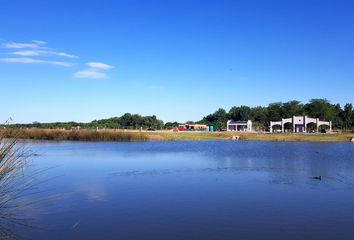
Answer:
[
  {"left": 2, "top": 40, "right": 46, "bottom": 49},
  {"left": 87, "top": 62, "right": 113, "bottom": 70},
  {"left": 74, "top": 62, "right": 114, "bottom": 79},
  {"left": 0, "top": 57, "right": 74, "bottom": 67},
  {"left": 1, "top": 39, "right": 114, "bottom": 79},
  {"left": 3, "top": 40, "right": 77, "bottom": 58},
  {"left": 0, "top": 40, "right": 77, "bottom": 67},
  {"left": 12, "top": 50, "right": 77, "bottom": 58},
  {"left": 74, "top": 69, "right": 108, "bottom": 79}
]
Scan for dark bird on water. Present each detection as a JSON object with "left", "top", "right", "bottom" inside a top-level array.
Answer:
[{"left": 313, "top": 176, "right": 322, "bottom": 180}]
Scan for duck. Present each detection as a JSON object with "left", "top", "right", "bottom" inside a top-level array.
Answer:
[{"left": 313, "top": 176, "right": 322, "bottom": 180}]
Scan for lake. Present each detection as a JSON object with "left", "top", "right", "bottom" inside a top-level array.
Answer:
[{"left": 10, "top": 141, "right": 354, "bottom": 239}]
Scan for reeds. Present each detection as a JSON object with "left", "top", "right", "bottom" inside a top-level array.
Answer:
[
  {"left": 0, "top": 129, "right": 40, "bottom": 238},
  {"left": 3, "top": 129, "right": 150, "bottom": 142},
  {"left": 2, "top": 128, "right": 354, "bottom": 142}
]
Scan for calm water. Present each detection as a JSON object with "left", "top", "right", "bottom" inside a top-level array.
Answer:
[{"left": 11, "top": 141, "right": 354, "bottom": 239}]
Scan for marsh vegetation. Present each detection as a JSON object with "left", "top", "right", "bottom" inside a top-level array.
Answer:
[
  {"left": 0, "top": 130, "right": 46, "bottom": 239},
  {"left": 2, "top": 129, "right": 354, "bottom": 142}
]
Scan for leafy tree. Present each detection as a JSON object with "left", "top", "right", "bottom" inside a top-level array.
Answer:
[
  {"left": 251, "top": 106, "right": 268, "bottom": 128},
  {"left": 186, "top": 121, "right": 195, "bottom": 124},
  {"left": 164, "top": 122, "right": 179, "bottom": 129},
  {"left": 304, "top": 99, "right": 345, "bottom": 128},
  {"left": 228, "top": 106, "right": 252, "bottom": 121},
  {"left": 282, "top": 100, "right": 304, "bottom": 117},
  {"left": 199, "top": 108, "right": 228, "bottom": 130},
  {"left": 332, "top": 104, "right": 344, "bottom": 129},
  {"left": 304, "top": 99, "right": 333, "bottom": 119},
  {"left": 32, "top": 121, "right": 41, "bottom": 128},
  {"left": 267, "top": 102, "right": 284, "bottom": 121},
  {"left": 340, "top": 103, "right": 353, "bottom": 130}
]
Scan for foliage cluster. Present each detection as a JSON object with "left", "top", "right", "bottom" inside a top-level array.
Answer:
[
  {"left": 3, "top": 99, "right": 353, "bottom": 131},
  {"left": 197, "top": 99, "right": 354, "bottom": 130},
  {"left": 6, "top": 113, "right": 164, "bottom": 131}
]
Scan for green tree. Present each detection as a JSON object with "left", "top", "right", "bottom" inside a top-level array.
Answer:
[
  {"left": 332, "top": 104, "right": 344, "bottom": 129},
  {"left": 251, "top": 106, "right": 268, "bottom": 128},
  {"left": 267, "top": 102, "right": 284, "bottom": 121},
  {"left": 304, "top": 99, "right": 333, "bottom": 119},
  {"left": 340, "top": 103, "right": 353, "bottom": 130},
  {"left": 228, "top": 106, "right": 252, "bottom": 121},
  {"left": 164, "top": 122, "right": 179, "bottom": 129},
  {"left": 282, "top": 100, "right": 304, "bottom": 117},
  {"left": 199, "top": 108, "right": 228, "bottom": 130}
]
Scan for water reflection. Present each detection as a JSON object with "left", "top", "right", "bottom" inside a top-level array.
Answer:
[
  {"left": 16, "top": 141, "right": 354, "bottom": 239},
  {"left": 75, "top": 181, "right": 108, "bottom": 202},
  {"left": 104, "top": 141, "right": 354, "bottom": 189}
]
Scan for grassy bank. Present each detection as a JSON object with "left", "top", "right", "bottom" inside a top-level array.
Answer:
[
  {"left": 2, "top": 129, "right": 354, "bottom": 142},
  {"left": 1, "top": 129, "right": 150, "bottom": 142}
]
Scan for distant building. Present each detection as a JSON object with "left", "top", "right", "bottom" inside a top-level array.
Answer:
[
  {"left": 270, "top": 116, "right": 332, "bottom": 133},
  {"left": 227, "top": 120, "right": 253, "bottom": 132},
  {"left": 71, "top": 126, "right": 81, "bottom": 131},
  {"left": 178, "top": 124, "right": 209, "bottom": 131}
]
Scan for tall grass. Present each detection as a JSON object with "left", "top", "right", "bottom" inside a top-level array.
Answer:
[
  {"left": 0, "top": 129, "right": 41, "bottom": 238},
  {"left": 2, "top": 129, "right": 354, "bottom": 142},
  {"left": 3, "top": 129, "right": 150, "bottom": 142}
]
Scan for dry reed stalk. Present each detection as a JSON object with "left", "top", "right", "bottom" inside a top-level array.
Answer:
[{"left": 0, "top": 129, "right": 44, "bottom": 238}]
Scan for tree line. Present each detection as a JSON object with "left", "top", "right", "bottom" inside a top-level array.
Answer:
[
  {"left": 193, "top": 99, "right": 353, "bottom": 131},
  {"left": 6, "top": 113, "right": 164, "bottom": 130},
  {"left": 3, "top": 99, "right": 353, "bottom": 131}
]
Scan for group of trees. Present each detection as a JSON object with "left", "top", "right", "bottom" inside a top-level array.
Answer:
[
  {"left": 4, "top": 99, "right": 353, "bottom": 131},
  {"left": 7, "top": 113, "right": 164, "bottom": 130},
  {"left": 197, "top": 99, "right": 354, "bottom": 131},
  {"left": 88, "top": 113, "right": 164, "bottom": 130}
]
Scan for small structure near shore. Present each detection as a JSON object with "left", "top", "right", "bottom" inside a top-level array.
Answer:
[
  {"left": 71, "top": 126, "right": 81, "bottom": 131},
  {"left": 270, "top": 116, "right": 332, "bottom": 133},
  {"left": 227, "top": 120, "right": 252, "bottom": 132},
  {"left": 231, "top": 135, "right": 240, "bottom": 140},
  {"left": 178, "top": 124, "right": 209, "bottom": 131}
]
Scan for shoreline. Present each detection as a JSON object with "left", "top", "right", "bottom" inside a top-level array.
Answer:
[{"left": 2, "top": 129, "right": 354, "bottom": 142}]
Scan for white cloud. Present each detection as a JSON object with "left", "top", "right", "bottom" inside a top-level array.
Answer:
[
  {"left": 0, "top": 57, "right": 41, "bottom": 63},
  {"left": 1, "top": 39, "right": 114, "bottom": 78},
  {"left": 0, "top": 57, "right": 73, "bottom": 67},
  {"left": 87, "top": 62, "right": 113, "bottom": 70},
  {"left": 74, "top": 69, "right": 108, "bottom": 79},
  {"left": 12, "top": 50, "right": 77, "bottom": 58},
  {"left": 74, "top": 62, "right": 114, "bottom": 79},
  {"left": 2, "top": 40, "right": 77, "bottom": 62},
  {"left": 32, "top": 40, "right": 47, "bottom": 45},
  {"left": 54, "top": 51, "right": 77, "bottom": 58},
  {"left": 46, "top": 61, "right": 74, "bottom": 67},
  {"left": 11, "top": 50, "right": 42, "bottom": 57},
  {"left": 2, "top": 40, "right": 46, "bottom": 49}
]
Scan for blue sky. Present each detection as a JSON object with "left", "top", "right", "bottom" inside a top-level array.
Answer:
[{"left": 1, "top": 0, "right": 353, "bottom": 123}]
